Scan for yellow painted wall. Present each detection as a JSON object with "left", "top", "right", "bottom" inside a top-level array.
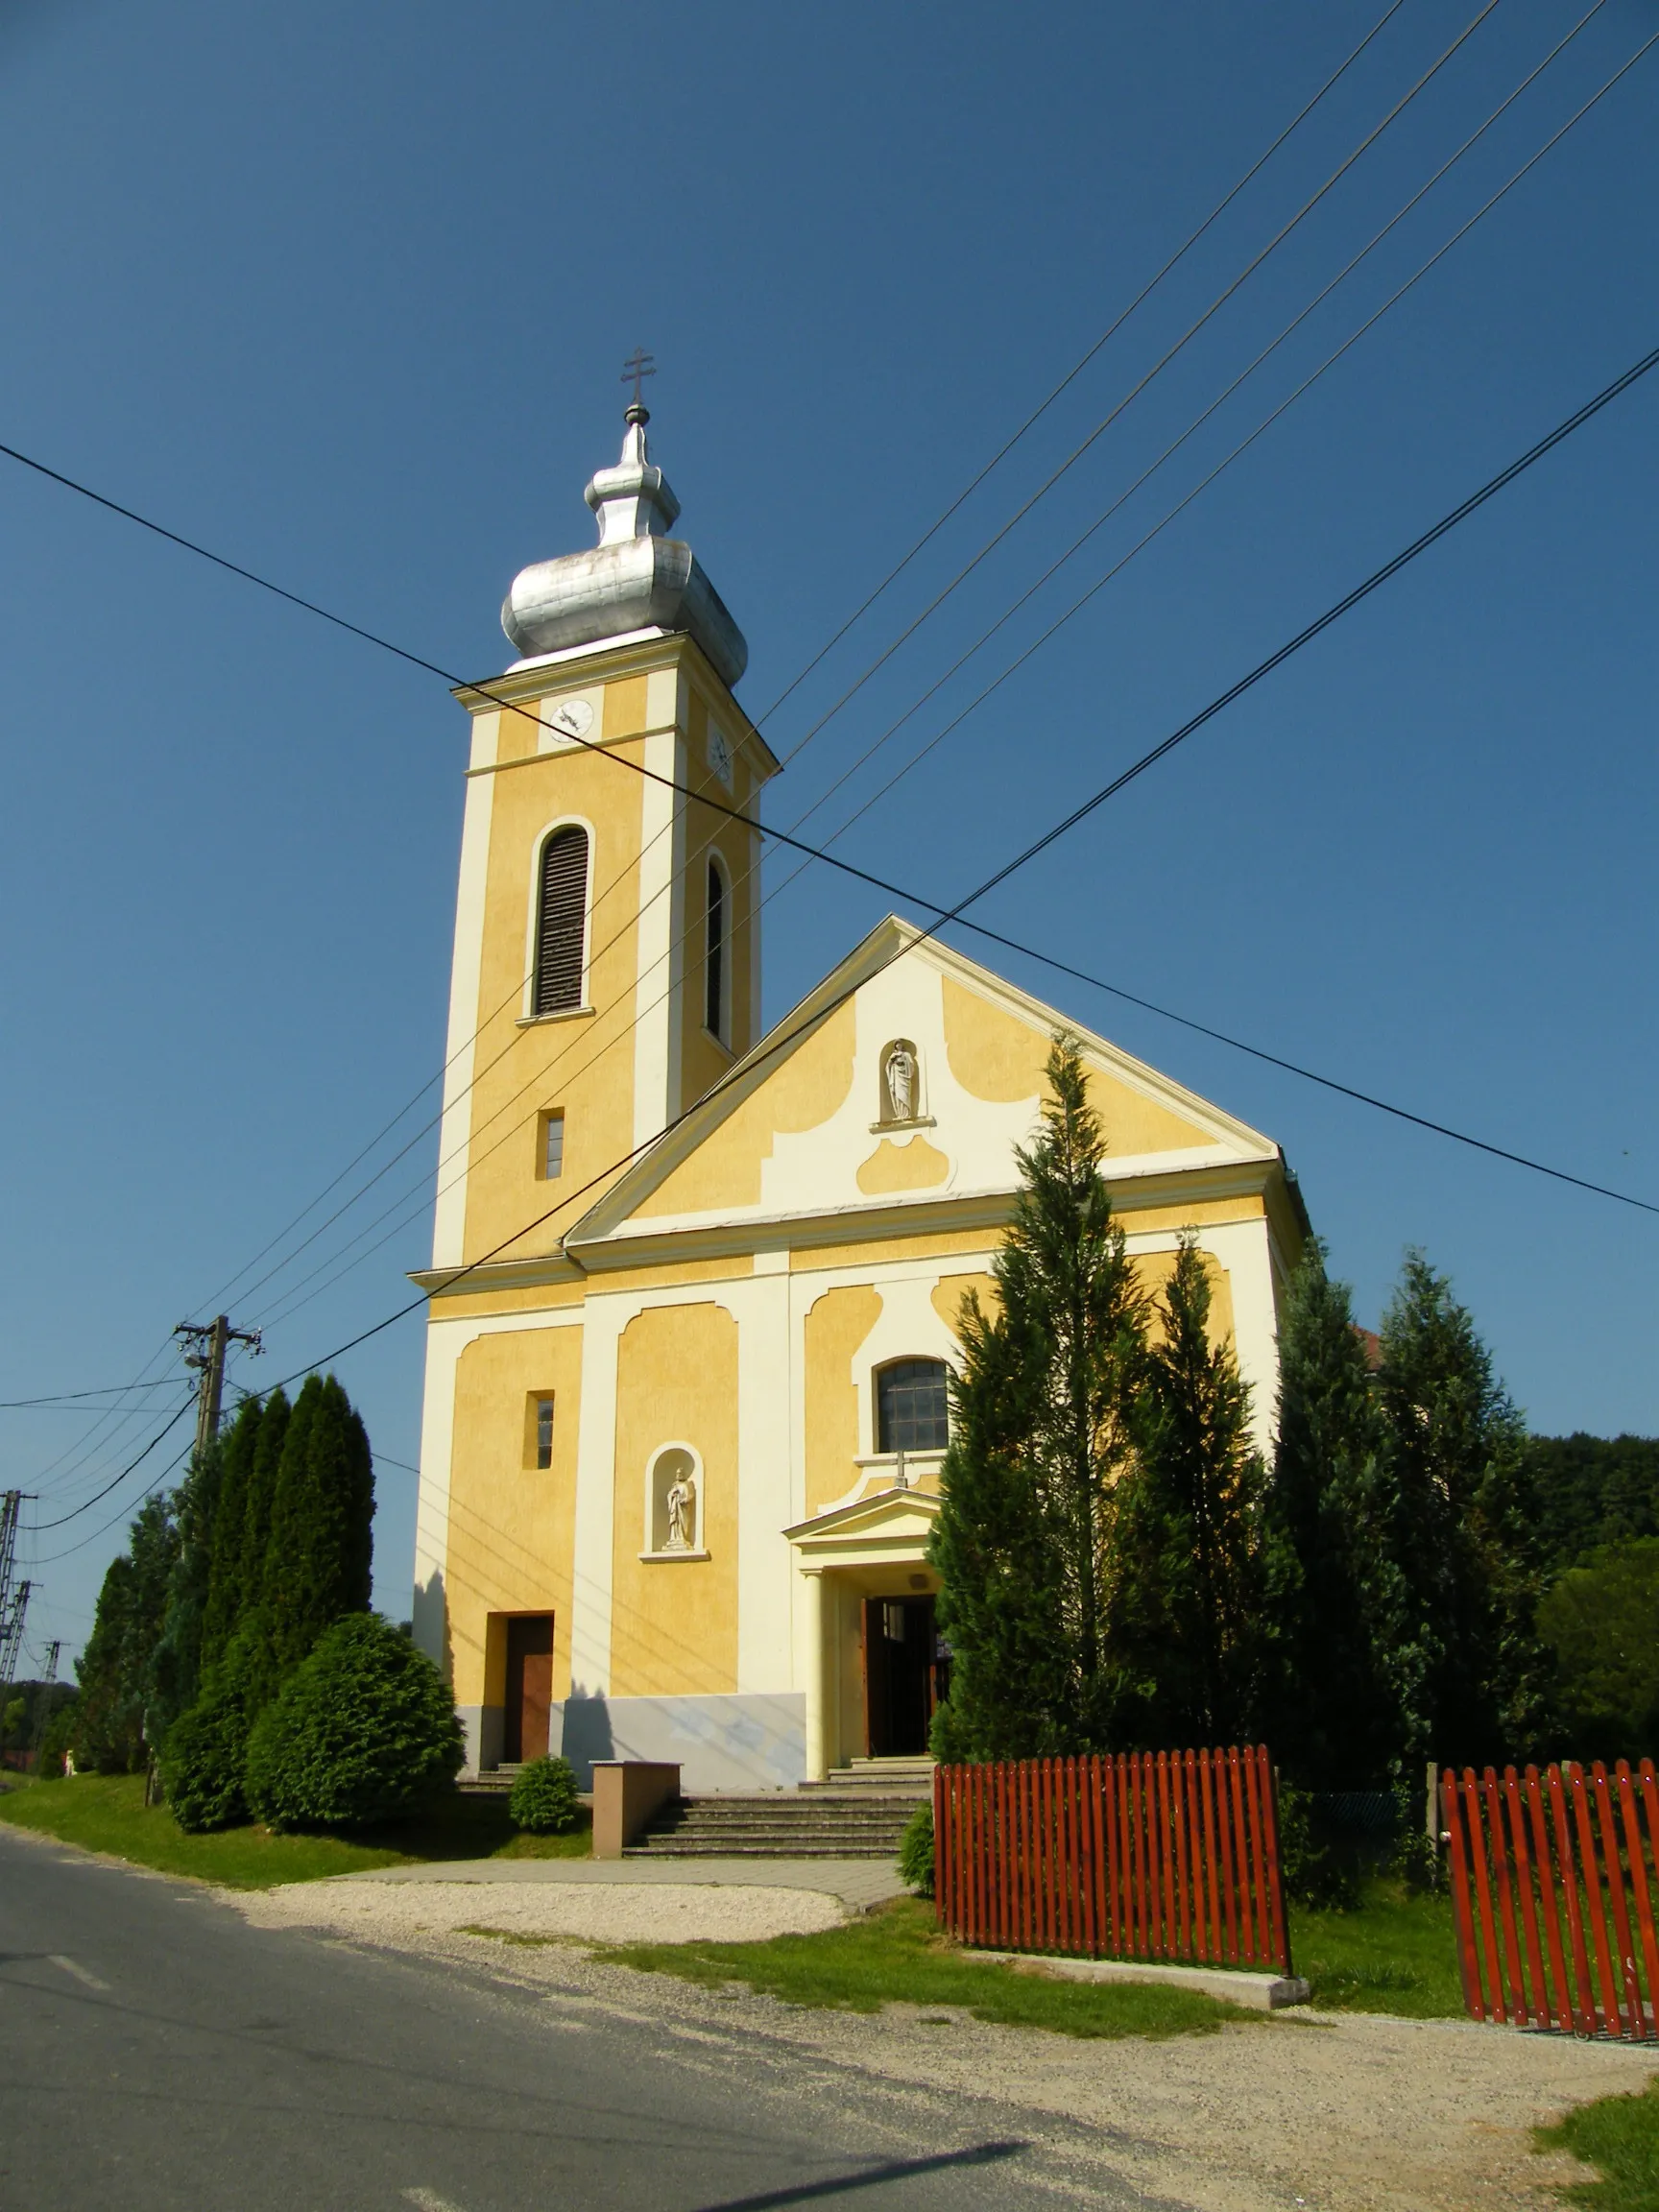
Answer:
[
  {"left": 609, "top": 1302, "right": 739, "bottom": 1695},
  {"left": 942, "top": 974, "right": 1214, "bottom": 1155},
  {"left": 804, "top": 1285, "right": 882, "bottom": 1511},
  {"left": 445, "top": 1324, "right": 583, "bottom": 1710},
  {"left": 461, "top": 712, "right": 647, "bottom": 1266},
  {"left": 930, "top": 1270, "right": 998, "bottom": 1337},
  {"left": 637, "top": 997, "right": 857, "bottom": 1217},
  {"left": 855, "top": 1135, "right": 950, "bottom": 1195}
]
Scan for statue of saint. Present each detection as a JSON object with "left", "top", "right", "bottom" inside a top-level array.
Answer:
[
  {"left": 664, "top": 1468, "right": 696, "bottom": 1551},
  {"left": 884, "top": 1043, "right": 917, "bottom": 1122}
]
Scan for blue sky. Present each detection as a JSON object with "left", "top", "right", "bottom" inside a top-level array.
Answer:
[{"left": 1, "top": 0, "right": 1653, "bottom": 1671}]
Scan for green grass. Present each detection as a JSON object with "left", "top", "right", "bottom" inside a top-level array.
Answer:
[
  {"left": 1536, "top": 2079, "right": 1659, "bottom": 2210},
  {"left": 1289, "top": 1879, "right": 1465, "bottom": 2018},
  {"left": 579, "top": 1896, "right": 1254, "bottom": 2040},
  {"left": 0, "top": 1772, "right": 590, "bottom": 1887}
]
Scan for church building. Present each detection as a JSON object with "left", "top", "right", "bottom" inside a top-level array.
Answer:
[{"left": 410, "top": 396, "right": 1310, "bottom": 1790}]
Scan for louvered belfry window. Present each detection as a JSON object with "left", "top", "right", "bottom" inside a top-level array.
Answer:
[
  {"left": 705, "top": 856, "right": 726, "bottom": 1039},
  {"left": 533, "top": 827, "right": 588, "bottom": 1015}
]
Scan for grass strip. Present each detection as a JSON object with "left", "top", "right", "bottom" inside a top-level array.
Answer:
[
  {"left": 0, "top": 1772, "right": 589, "bottom": 1887},
  {"left": 1289, "top": 1881, "right": 1465, "bottom": 2018},
  {"left": 588, "top": 1897, "right": 1255, "bottom": 2040},
  {"left": 1535, "top": 2079, "right": 1659, "bottom": 2210}
]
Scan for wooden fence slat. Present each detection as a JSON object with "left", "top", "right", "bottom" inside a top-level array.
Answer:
[
  {"left": 1570, "top": 1765, "right": 1619, "bottom": 2035},
  {"left": 1623, "top": 1761, "right": 1659, "bottom": 2032},
  {"left": 1243, "top": 1744, "right": 1269, "bottom": 1966},
  {"left": 1260, "top": 1749, "right": 1291, "bottom": 1979},
  {"left": 1524, "top": 1766, "right": 1574, "bottom": 2034},
  {"left": 1547, "top": 1765, "right": 1596, "bottom": 2037},
  {"left": 1482, "top": 1767, "right": 1527, "bottom": 2023},
  {"left": 1462, "top": 1770, "right": 1507, "bottom": 2023},
  {"left": 1444, "top": 1768, "right": 1485, "bottom": 2020},
  {"left": 1178, "top": 1752, "right": 1198, "bottom": 1961},
  {"left": 1228, "top": 1748, "right": 1250, "bottom": 1964},
  {"left": 1201, "top": 1751, "right": 1222, "bottom": 1967},
  {"left": 1592, "top": 1763, "right": 1645, "bottom": 2039},
  {"left": 1503, "top": 1767, "right": 1547, "bottom": 2030}
]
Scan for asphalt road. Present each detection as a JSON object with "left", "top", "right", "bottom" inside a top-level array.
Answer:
[{"left": 0, "top": 1829, "right": 1107, "bottom": 2212}]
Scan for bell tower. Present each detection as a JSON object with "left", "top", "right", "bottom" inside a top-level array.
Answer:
[{"left": 428, "top": 392, "right": 779, "bottom": 1277}]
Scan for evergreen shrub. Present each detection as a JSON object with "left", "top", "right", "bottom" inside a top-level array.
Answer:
[
  {"left": 899, "top": 1802, "right": 935, "bottom": 1897},
  {"left": 162, "top": 1624, "right": 268, "bottom": 1832},
  {"left": 245, "top": 1614, "right": 463, "bottom": 1831},
  {"left": 507, "top": 1755, "right": 580, "bottom": 1835}
]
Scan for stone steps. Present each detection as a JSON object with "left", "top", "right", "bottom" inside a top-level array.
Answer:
[{"left": 627, "top": 1787, "right": 925, "bottom": 1861}]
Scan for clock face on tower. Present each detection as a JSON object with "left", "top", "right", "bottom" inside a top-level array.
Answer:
[
  {"left": 707, "top": 724, "right": 733, "bottom": 788},
  {"left": 545, "top": 696, "right": 593, "bottom": 744}
]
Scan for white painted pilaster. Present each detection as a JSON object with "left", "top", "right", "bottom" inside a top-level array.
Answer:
[{"left": 430, "top": 752, "right": 496, "bottom": 1269}]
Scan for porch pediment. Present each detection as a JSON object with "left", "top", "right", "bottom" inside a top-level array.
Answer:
[{"left": 783, "top": 1482, "right": 940, "bottom": 1565}]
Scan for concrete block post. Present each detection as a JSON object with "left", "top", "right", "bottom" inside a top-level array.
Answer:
[{"left": 590, "top": 1761, "right": 681, "bottom": 1858}]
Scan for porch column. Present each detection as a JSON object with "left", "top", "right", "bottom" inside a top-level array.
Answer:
[{"left": 803, "top": 1569, "right": 828, "bottom": 1782}]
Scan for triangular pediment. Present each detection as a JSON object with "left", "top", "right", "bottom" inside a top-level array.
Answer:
[
  {"left": 783, "top": 1481, "right": 941, "bottom": 1553},
  {"left": 567, "top": 917, "right": 1280, "bottom": 1252}
]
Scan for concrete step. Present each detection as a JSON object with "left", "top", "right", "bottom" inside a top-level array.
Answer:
[{"left": 624, "top": 1839, "right": 900, "bottom": 1859}]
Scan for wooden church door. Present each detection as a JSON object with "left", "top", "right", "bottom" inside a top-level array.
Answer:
[{"left": 504, "top": 1614, "right": 554, "bottom": 1763}]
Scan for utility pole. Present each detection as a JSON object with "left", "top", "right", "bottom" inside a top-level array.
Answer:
[
  {"left": 175, "top": 1316, "right": 262, "bottom": 1457},
  {"left": 0, "top": 1578, "right": 31, "bottom": 1692},
  {"left": 0, "top": 1491, "right": 33, "bottom": 1699},
  {"left": 28, "top": 1638, "right": 60, "bottom": 1771}
]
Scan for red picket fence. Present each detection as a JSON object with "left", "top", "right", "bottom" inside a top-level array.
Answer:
[
  {"left": 1445, "top": 1759, "right": 1659, "bottom": 2038},
  {"left": 934, "top": 1746, "right": 1291, "bottom": 1976}
]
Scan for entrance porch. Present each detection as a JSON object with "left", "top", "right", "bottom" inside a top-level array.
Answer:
[{"left": 785, "top": 1484, "right": 947, "bottom": 1781}]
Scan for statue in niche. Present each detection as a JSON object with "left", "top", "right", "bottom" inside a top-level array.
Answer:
[
  {"left": 664, "top": 1466, "right": 697, "bottom": 1551},
  {"left": 882, "top": 1041, "right": 919, "bottom": 1123}
]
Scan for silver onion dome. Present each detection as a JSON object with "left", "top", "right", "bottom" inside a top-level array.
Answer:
[{"left": 500, "top": 403, "right": 748, "bottom": 687}]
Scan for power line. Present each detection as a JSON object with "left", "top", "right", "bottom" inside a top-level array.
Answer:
[
  {"left": 752, "top": 0, "right": 1411, "bottom": 737},
  {"left": 767, "top": 0, "right": 1507, "bottom": 769},
  {"left": 248, "top": 278, "right": 1659, "bottom": 1331},
  {"left": 240, "top": 338, "right": 1659, "bottom": 1398},
  {"left": 161, "top": 20, "right": 1650, "bottom": 1335},
  {"left": 0, "top": 12, "right": 1515, "bottom": 1343},
  {"left": 28, "top": 1394, "right": 198, "bottom": 1533}
]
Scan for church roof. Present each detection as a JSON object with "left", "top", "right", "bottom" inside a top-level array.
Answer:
[{"left": 500, "top": 402, "right": 748, "bottom": 686}]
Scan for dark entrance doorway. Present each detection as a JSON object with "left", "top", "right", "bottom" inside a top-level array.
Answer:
[
  {"left": 862, "top": 1596, "right": 947, "bottom": 1758},
  {"left": 503, "top": 1614, "right": 554, "bottom": 1764}
]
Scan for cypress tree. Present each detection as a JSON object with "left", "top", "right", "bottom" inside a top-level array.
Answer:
[
  {"left": 71, "top": 1496, "right": 179, "bottom": 1772},
  {"left": 146, "top": 1438, "right": 223, "bottom": 1746},
  {"left": 1374, "top": 1251, "right": 1549, "bottom": 1769},
  {"left": 262, "top": 1374, "right": 375, "bottom": 1678},
  {"left": 929, "top": 1035, "right": 1145, "bottom": 1758},
  {"left": 1107, "top": 1236, "right": 1265, "bottom": 1748},
  {"left": 1261, "top": 1242, "right": 1397, "bottom": 1786},
  {"left": 240, "top": 1384, "right": 291, "bottom": 1603},
  {"left": 201, "top": 1397, "right": 262, "bottom": 1670}
]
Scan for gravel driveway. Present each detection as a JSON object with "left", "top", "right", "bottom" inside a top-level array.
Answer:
[{"left": 227, "top": 1876, "right": 1656, "bottom": 2212}]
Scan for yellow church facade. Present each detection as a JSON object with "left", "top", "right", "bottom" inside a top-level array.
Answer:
[{"left": 411, "top": 401, "right": 1309, "bottom": 1789}]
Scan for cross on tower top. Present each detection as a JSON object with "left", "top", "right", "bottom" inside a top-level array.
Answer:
[{"left": 621, "top": 347, "right": 656, "bottom": 415}]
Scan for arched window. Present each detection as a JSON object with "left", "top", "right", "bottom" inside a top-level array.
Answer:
[
  {"left": 533, "top": 826, "right": 588, "bottom": 1016},
  {"left": 704, "top": 854, "right": 728, "bottom": 1041},
  {"left": 877, "top": 1358, "right": 950, "bottom": 1454}
]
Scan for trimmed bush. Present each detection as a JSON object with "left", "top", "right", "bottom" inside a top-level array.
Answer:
[
  {"left": 245, "top": 1613, "right": 463, "bottom": 1831},
  {"left": 899, "top": 1801, "right": 935, "bottom": 1897},
  {"left": 162, "top": 1622, "right": 270, "bottom": 1833},
  {"left": 508, "top": 1755, "right": 581, "bottom": 1835}
]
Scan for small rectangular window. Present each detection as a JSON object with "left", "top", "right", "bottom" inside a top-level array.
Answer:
[
  {"left": 540, "top": 1110, "right": 565, "bottom": 1180},
  {"left": 534, "top": 1396, "right": 554, "bottom": 1470}
]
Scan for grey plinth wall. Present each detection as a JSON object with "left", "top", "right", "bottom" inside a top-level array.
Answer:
[{"left": 551, "top": 1693, "right": 806, "bottom": 1792}]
